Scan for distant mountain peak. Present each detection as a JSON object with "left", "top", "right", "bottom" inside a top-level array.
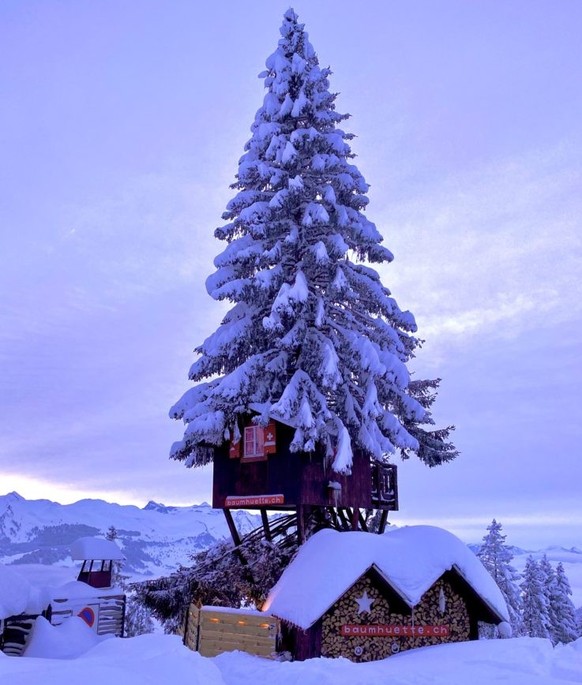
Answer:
[
  {"left": 143, "top": 500, "right": 175, "bottom": 513},
  {"left": 3, "top": 491, "right": 25, "bottom": 501}
]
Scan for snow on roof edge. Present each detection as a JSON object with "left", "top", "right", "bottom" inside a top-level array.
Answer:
[
  {"left": 451, "top": 563, "right": 507, "bottom": 624},
  {"left": 70, "top": 536, "right": 125, "bottom": 561}
]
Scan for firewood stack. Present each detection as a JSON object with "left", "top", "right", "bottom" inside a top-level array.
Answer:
[{"left": 321, "top": 574, "right": 470, "bottom": 662}]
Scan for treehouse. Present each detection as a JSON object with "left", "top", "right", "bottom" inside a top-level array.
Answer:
[
  {"left": 213, "top": 413, "right": 398, "bottom": 544},
  {"left": 263, "top": 527, "right": 510, "bottom": 662}
]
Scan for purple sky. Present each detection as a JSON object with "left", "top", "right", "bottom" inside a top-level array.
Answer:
[{"left": 1, "top": 1, "right": 581, "bottom": 548}]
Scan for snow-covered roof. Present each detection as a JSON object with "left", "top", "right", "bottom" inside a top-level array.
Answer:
[
  {"left": 247, "top": 402, "right": 297, "bottom": 429},
  {"left": 263, "top": 526, "right": 509, "bottom": 629},
  {"left": 0, "top": 565, "right": 52, "bottom": 619},
  {"left": 70, "top": 537, "right": 125, "bottom": 561},
  {"left": 51, "top": 580, "right": 124, "bottom": 599}
]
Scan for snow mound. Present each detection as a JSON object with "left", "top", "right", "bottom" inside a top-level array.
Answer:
[
  {"left": 264, "top": 526, "right": 509, "bottom": 629},
  {"left": 0, "top": 564, "right": 52, "bottom": 618},
  {"left": 23, "top": 616, "right": 102, "bottom": 659},
  {"left": 1, "top": 633, "right": 581, "bottom": 685}
]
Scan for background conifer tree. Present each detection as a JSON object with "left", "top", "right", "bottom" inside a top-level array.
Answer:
[
  {"left": 521, "top": 556, "right": 551, "bottom": 639},
  {"left": 105, "top": 525, "right": 124, "bottom": 588},
  {"left": 170, "top": 9, "right": 456, "bottom": 474},
  {"left": 552, "top": 562, "right": 579, "bottom": 644},
  {"left": 539, "top": 554, "right": 560, "bottom": 643},
  {"left": 477, "top": 519, "right": 523, "bottom": 636},
  {"left": 105, "top": 524, "right": 154, "bottom": 637}
]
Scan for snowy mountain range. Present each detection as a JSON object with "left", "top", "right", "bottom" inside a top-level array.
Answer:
[
  {"left": 0, "top": 491, "right": 260, "bottom": 579},
  {"left": 1, "top": 492, "right": 581, "bottom": 607}
]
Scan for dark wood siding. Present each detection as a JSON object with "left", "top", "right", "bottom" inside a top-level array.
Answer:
[
  {"left": 281, "top": 619, "right": 322, "bottom": 661},
  {"left": 212, "top": 421, "right": 378, "bottom": 510}
]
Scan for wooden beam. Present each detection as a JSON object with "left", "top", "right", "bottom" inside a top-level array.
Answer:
[
  {"left": 358, "top": 509, "right": 369, "bottom": 532},
  {"left": 336, "top": 508, "right": 350, "bottom": 529},
  {"left": 328, "top": 507, "right": 340, "bottom": 531},
  {"left": 297, "top": 505, "right": 306, "bottom": 545},
  {"left": 350, "top": 507, "right": 359, "bottom": 531},
  {"left": 223, "top": 508, "right": 242, "bottom": 547},
  {"left": 260, "top": 509, "right": 272, "bottom": 542},
  {"left": 377, "top": 509, "right": 389, "bottom": 534}
]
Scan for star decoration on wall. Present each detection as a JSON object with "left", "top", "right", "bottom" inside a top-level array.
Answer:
[{"left": 355, "top": 590, "right": 373, "bottom": 614}]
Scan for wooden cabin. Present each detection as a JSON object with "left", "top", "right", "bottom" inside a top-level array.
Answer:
[
  {"left": 263, "top": 527, "right": 510, "bottom": 662},
  {"left": 213, "top": 415, "right": 398, "bottom": 541}
]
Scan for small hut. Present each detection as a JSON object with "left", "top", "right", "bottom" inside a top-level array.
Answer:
[
  {"left": 263, "top": 526, "right": 510, "bottom": 662},
  {"left": 71, "top": 536, "right": 125, "bottom": 588},
  {"left": 0, "top": 537, "right": 127, "bottom": 655}
]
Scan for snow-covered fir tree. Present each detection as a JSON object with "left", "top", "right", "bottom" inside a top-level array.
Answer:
[
  {"left": 124, "top": 596, "right": 155, "bottom": 638},
  {"left": 521, "top": 556, "right": 552, "bottom": 639},
  {"left": 477, "top": 519, "right": 523, "bottom": 636},
  {"left": 105, "top": 525, "right": 124, "bottom": 587},
  {"left": 170, "top": 9, "right": 457, "bottom": 474},
  {"left": 551, "top": 562, "right": 579, "bottom": 644},
  {"left": 539, "top": 554, "right": 560, "bottom": 643},
  {"left": 105, "top": 525, "right": 154, "bottom": 637}
]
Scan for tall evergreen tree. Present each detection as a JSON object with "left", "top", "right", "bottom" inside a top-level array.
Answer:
[
  {"left": 539, "top": 554, "right": 559, "bottom": 643},
  {"left": 477, "top": 519, "right": 523, "bottom": 636},
  {"left": 521, "top": 556, "right": 551, "bottom": 639},
  {"left": 552, "top": 562, "right": 579, "bottom": 644},
  {"left": 170, "top": 9, "right": 456, "bottom": 474}
]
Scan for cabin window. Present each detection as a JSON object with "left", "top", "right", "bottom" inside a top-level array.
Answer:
[{"left": 242, "top": 425, "right": 266, "bottom": 461}]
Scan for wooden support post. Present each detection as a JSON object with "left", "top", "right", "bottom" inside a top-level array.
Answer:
[
  {"left": 350, "top": 507, "right": 359, "bottom": 531},
  {"left": 223, "top": 508, "right": 242, "bottom": 547},
  {"left": 223, "top": 508, "right": 256, "bottom": 585},
  {"left": 336, "top": 508, "right": 350, "bottom": 529},
  {"left": 297, "top": 505, "right": 306, "bottom": 546},
  {"left": 358, "top": 509, "right": 369, "bottom": 532},
  {"left": 378, "top": 509, "right": 389, "bottom": 535},
  {"left": 260, "top": 509, "right": 272, "bottom": 542},
  {"left": 328, "top": 507, "right": 340, "bottom": 531}
]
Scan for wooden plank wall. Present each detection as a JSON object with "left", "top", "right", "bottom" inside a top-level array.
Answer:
[
  {"left": 185, "top": 605, "right": 279, "bottom": 658},
  {"left": 51, "top": 594, "right": 126, "bottom": 637}
]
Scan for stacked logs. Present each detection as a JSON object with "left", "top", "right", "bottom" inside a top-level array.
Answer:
[{"left": 321, "top": 574, "right": 470, "bottom": 663}]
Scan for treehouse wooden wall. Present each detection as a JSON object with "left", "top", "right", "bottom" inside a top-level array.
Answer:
[
  {"left": 308, "top": 571, "right": 471, "bottom": 662},
  {"left": 212, "top": 421, "right": 373, "bottom": 510}
]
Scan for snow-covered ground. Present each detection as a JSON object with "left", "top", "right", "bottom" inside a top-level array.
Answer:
[{"left": 1, "top": 631, "right": 580, "bottom": 685}]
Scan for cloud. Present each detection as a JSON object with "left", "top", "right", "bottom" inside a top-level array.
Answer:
[{"left": 373, "top": 142, "right": 582, "bottom": 352}]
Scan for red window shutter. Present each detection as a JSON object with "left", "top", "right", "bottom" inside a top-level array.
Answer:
[
  {"left": 264, "top": 420, "right": 277, "bottom": 454},
  {"left": 229, "top": 437, "right": 241, "bottom": 459}
]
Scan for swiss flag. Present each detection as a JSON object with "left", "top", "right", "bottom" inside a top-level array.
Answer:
[
  {"left": 229, "top": 435, "right": 241, "bottom": 459},
  {"left": 264, "top": 420, "right": 277, "bottom": 454}
]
